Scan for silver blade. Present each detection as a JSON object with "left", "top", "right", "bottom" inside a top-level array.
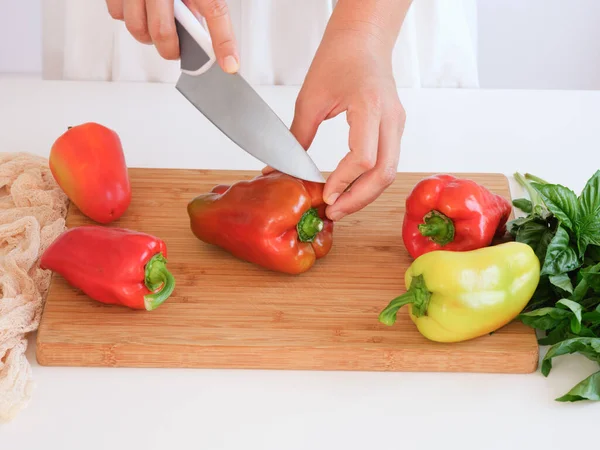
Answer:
[{"left": 176, "top": 65, "right": 325, "bottom": 183}]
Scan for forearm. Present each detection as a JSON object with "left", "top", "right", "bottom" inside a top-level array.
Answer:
[{"left": 327, "top": 0, "right": 412, "bottom": 52}]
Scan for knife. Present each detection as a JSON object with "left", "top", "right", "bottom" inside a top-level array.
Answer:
[{"left": 173, "top": 0, "right": 325, "bottom": 183}]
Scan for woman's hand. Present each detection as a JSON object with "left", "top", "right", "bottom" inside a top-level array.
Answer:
[
  {"left": 264, "top": 0, "right": 410, "bottom": 221},
  {"left": 106, "top": 0, "right": 239, "bottom": 73}
]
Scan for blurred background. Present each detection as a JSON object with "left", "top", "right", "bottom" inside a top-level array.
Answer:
[{"left": 1, "top": 0, "right": 599, "bottom": 90}]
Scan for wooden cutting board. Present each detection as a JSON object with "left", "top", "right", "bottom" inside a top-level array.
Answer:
[{"left": 36, "top": 168, "right": 539, "bottom": 373}]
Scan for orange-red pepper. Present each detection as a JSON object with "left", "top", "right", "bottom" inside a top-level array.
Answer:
[
  {"left": 187, "top": 171, "right": 333, "bottom": 274},
  {"left": 402, "top": 174, "right": 512, "bottom": 259},
  {"left": 49, "top": 122, "right": 131, "bottom": 224}
]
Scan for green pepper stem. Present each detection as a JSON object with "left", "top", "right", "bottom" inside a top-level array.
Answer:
[
  {"left": 417, "top": 210, "right": 455, "bottom": 246},
  {"left": 378, "top": 274, "right": 432, "bottom": 326},
  {"left": 297, "top": 208, "right": 324, "bottom": 242},
  {"left": 143, "top": 253, "right": 176, "bottom": 311}
]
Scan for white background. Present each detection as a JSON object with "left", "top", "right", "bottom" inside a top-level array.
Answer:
[{"left": 1, "top": 0, "right": 600, "bottom": 89}]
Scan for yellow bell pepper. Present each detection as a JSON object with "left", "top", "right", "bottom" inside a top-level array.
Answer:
[{"left": 378, "top": 242, "right": 540, "bottom": 343}]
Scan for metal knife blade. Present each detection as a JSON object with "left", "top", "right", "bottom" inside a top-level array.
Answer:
[{"left": 173, "top": 2, "right": 325, "bottom": 183}]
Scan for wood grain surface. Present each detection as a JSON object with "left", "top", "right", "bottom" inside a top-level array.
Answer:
[{"left": 36, "top": 169, "right": 539, "bottom": 373}]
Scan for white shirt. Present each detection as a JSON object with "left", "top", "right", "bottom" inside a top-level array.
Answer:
[{"left": 50, "top": 0, "right": 479, "bottom": 87}]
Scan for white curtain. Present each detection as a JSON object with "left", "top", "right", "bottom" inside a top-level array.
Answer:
[{"left": 44, "top": 0, "right": 479, "bottom": 87}]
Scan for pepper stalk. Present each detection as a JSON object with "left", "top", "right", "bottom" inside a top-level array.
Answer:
[
  {"left": 144, "top": 253, "right": 176, "bottom": 311},
  {"left": 418, "top": 210, "right": 455, "bottom": 246},
  {"left": 378, "top": 274, "right": 432, "bottom": 325},
  {"left": 297, "top": 208, "right": 324, "bottom": 243}
]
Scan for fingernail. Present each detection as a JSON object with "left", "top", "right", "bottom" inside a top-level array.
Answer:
[
  {"left": 325, "top": 193, "right": 340, "bottom": 205},
  {"left": 222, "top": 55, "right": 239, "bottom": 74},
  {"left": 327, "top": 209, "right": 344, "bottom": 221}
]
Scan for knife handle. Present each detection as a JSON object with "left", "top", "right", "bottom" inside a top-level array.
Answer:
[{"left": 174, "top": 0, "right": 216, "bottom": 76}]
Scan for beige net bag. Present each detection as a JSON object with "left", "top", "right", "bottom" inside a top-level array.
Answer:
[{"left": 0, "top": 152, "right": 69, "bottom": 422}]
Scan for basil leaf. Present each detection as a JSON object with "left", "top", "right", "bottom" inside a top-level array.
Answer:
[
  {"left": 532, "top": 182, "right": 578, "bottom": 230},
  {"left": 549, "top": 273, "right": 574, "bottom": 294},
  {"left": 557, "top": 299, "right": 583, "bottom": 334},
  {"left": 512, "top": 198, "right": 533, "bottom": 214},
  {"left": 515, "top": 221, "right": 556, "bottom": 264},
  {"left": 538, "top": 323, "right": 570, "bottom": 346},
  {"left": 572, "top": 277, "right": 590, "bottom": 303},
  {"left": 541, "top": 337, "right": 600, "bottom": 376},
  {"left": 555, "top": 371, "right": 600, "bottom": 402},
  {"left": 576, "top": 170, "right": 600, "bottom": 256},
  {"left": 518, "top": 307, "right": 571, "bottom": 331},
  {"left": 582, "top": 263, "right": 600, "bottom": 292},
  {"left": 541, "top": 226, "right": 582, "bottom": 276}
]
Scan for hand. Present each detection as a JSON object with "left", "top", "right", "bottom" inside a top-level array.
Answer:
[
  {"left": 106, "top": 0, "right": 239, "bottom": 73},
  {"left": 264, "top": 27, "right": 405, "bottom": 222}
]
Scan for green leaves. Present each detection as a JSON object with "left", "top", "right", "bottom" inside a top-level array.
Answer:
[
  {"left": 532, "top": 183, "right": 578, "bottom": 230},
  {"left": 556, "top": 371, "right": 600, "bottom": 402},
  {"left": 515, "top": 221, "right": 555, "bottom": 264},
  {"left": 541, "top": 337, "right": 600, "bottom": 376},
  {"left": 549, "top": 273, "right": 573, "bottom": 294},
  {"left": 518, "top": 307, "right": 571, "bottom": 331},
  {"left": 512, "top": 171, "right": 600, "bottom": 402},
  {"left": 541, "top": 227, "right": 582, "bottom": 276},
  {"left": 518, "top": 299, "right": 583, "bottom": 335},
  {"left": 512, "top": 198, "right": 533, "bottom": 214},
  {"left": 529, "top": 171, "right": 600, "bottom": 259},
  {"left": 575, "top": 170, "right": 600, "bottom": 256},
  {"left": 581, "top": 263, "right": 600, "bottom": 292},
  {"left": 557, "top": 299, "right": 583, "bottom": 334}
]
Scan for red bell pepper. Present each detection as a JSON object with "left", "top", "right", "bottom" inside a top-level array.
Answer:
[
  {"left": 402, "top": 174, "right": 512, "bottom": 259},
  {"left": 187, "top": 171, "right": 334, "bottom": 274},
  {"left": 49, "top": 122, "right": 131, "bottom": 224},
  {"left": 40, "top": 226, "right": 175, "bottom": 310}
]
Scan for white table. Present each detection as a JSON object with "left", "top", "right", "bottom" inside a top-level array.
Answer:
[{"left": 2, "top": 77, "right": 600, "bottom": 449}]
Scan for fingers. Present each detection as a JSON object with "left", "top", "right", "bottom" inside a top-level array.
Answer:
[
  {"left": 191, "top": 0, "right": 239, "bottom": 73},
  {"left": 106, "top": 0, "right": 124, "bottom": 19},
  {"left": 123, "top": 0, "right": 152, "bottom": 44},
  {"left": 107, "top": 0, "right": 237, "bottom": 67},
  {"left": 146, "top": 0, "right": 179, "bottom": 59},
  {"left": 326, "top": 100, "right": 405, "bottom": 221},
  {"left": 323, "top": 98, "right": 381, "bottom": 206}
]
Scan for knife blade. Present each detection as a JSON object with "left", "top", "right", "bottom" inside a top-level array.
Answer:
[{"left": 173, "top": 0, "right": 325, "bottom": 183}]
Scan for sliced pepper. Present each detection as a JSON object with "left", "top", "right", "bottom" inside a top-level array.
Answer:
[
  {"left": 378, "top": 242, "right": 540, "bottom": 342},
  {"left": 187, "top": 171, "right": 333, "bottom": 274},
  {"left": 402, "top": 174, "right": 512, "bottom": 259},
  {"left": 40, "top": 226, "right": 175, "bottom": 310}
]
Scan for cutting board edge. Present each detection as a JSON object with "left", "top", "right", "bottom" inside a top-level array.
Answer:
[
  {"left": 36, "top": 331, "right": 539, "bottom": 374},
  {"left": 35, "top": 346, "right": 539, "bottom": 374},
  {"left": 124, "top": 167, "right": 512, "bottom": 181}
]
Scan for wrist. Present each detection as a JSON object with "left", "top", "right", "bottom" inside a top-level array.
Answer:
[{"left": 327, "top": 0, "right": 412, "bottom": 52}]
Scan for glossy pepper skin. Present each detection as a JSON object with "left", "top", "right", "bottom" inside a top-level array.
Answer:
[
  {"left": 49, "top": 122, "right": 131, "bottom": 224},
  {"left": 40, "top": 226, "right": 175, "bottom": 310},
  {"left": 378, "top": 242, "right": 540, "bottom": 342},
  {"left": 187, "top": 171, "right": 334, "bottom": 275},
  {"left": 402, "top": 174, "right": 512, "bottom": 259}
]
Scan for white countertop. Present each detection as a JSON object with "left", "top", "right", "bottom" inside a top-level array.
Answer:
[{"left": 2, "top": 77, "right": 600, "bottom": 449}]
